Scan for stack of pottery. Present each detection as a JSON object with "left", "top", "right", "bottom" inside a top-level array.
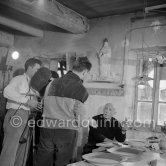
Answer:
[{"left": 146, "top": 136, "right": 160, "bottom": 150}]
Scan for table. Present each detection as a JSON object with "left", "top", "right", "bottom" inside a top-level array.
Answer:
[{"left": 68, "top": 151, "right": 166, "bottom": 166}]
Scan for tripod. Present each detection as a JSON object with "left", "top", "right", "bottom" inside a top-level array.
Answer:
[{"left": 19, "top": 107, "right": 42, "bottom": 166}]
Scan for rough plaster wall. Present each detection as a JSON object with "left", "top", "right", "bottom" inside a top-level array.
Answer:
[
  {"left": 14, "top": 14, "right": 132, "bottom": 121},
  {"left": 130, "top": 17, "right": 166, "bottom": 48},
  {"left": 13, "top": 14, "right": 166, "bottom": 123},
  {"left": 14, "top": 14, "right": 132, "bottom": 79},
  {"left": 84, "top": 95, "right": 127, "bottom": 120},
  {"left": 0, "top": 32, "right": 14, "bottom": 118}
]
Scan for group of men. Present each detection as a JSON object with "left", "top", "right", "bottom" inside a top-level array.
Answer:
[
  {"left": 0, "top": 56, "right": 128, "bottom": 166},
  {"left": 0, "top": 57, "right": 92, "bottom": 166}
]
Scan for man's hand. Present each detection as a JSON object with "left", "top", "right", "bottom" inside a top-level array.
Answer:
[
  {"left": 121, "top": 118, "right": 130, "bottom": 132},
  {"left": 26, "top": 99, "right": 43, "bottom": 111}
]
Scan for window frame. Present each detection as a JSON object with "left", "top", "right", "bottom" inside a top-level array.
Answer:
[{"left": 134, "top": 59, "right": 163, "bottom": 132}]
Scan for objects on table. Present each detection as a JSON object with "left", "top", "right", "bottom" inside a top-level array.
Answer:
[{"left": 82, "top": 152, "right": 126, "bottom": 165}]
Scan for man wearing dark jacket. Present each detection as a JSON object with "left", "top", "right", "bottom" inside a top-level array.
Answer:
[
  {"left": 35, "top": 57, "right": 92, "bottom": 166},
  {"left": 86, "top": 103, "right": 126, "bottom": 152}
]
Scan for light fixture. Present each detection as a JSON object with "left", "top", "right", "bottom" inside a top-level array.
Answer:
[
  {"left": 11, "top": 51, "right": 20, "bottom": 60},
  {"left": 138, "top": 80, "right": 146, "bottom": 89},
  {"left": 149, "top": 58, "right": 153, "bottom": 62}
]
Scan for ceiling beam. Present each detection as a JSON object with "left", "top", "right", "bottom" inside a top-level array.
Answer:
[
  {"left": 0, "top": 15, "right": 43, "bottom": 37},
  {"left": 145, "top": 4, "right": 166, "bottom": 13},
  {"left": 0, "top": 0, "right": 89, "bottom": 34}
]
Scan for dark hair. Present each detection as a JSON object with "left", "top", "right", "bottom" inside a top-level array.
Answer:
[
  {"left": 72, "top": 57, "right": 92, "bottom": 72},
  {"left": 103, "top": 38, "right": 108, "bottom": 43},
  {"left": 24, "top": 58, "right": 42, "bottom": 71},
  {"left": 51, "top": 71, "right": 59, "bottom": 78}
]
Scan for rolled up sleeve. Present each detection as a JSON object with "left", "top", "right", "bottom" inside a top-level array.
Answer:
[{"left": 3, "top": 76, "right": 29, "bottom": 104}]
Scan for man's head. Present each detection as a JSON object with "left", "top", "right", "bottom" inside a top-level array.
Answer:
[
  {"left": 72, "top": 57, "right": 92, "bottom": 81},
  {"left": 103, "top": 103, "right": 116, "bottom": 119},
  {"left": 24, "top": 58, "right": 42, "bottom": 78}
]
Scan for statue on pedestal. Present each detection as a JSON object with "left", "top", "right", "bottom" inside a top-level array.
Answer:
[{"left": 98, "top": 38, "right": 112, "bottom": 81}]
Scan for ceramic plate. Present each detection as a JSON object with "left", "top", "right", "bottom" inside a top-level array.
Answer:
[
  {"left": 82, "top": 152, "right": 126, "bottom": 165},
  {"left": 107, "top": 147, "right": 144, "bottom": 157}
]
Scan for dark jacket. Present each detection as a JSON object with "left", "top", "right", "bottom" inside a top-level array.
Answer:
[
  {"left": 88, "top": 114, "right": 126, "bottom": 145},
  {"left": 42, "top": 71, "right": 89, "bottom": 129}
]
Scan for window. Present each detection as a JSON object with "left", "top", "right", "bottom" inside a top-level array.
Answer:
[
  {"left": 57, "top": 61, "right": 67, "bottom": 77},
  {"left": 135, "top": 57, "right": 166, "bottom": 130},
  {"left": 157, "top": 65, "right": 166, "bottom": 125}
]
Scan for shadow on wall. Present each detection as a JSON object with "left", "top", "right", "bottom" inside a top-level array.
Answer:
[
  {"left": 13, "top": 68, "right": 25, "bottom": 77},
  {"left": 97, "top": 105, "right": 104, "bottom": 115}
]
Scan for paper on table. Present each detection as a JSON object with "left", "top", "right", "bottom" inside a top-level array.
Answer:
[
  {"left": 126, "top": 139, "right": 146, "bottom": 142},
  {"left": 96, "top": 142, "right": 114, "bottom": 147}
]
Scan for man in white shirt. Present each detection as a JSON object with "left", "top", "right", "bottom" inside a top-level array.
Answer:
[{"left": 0, "top": 58, "right": 42, "bottom": 166}]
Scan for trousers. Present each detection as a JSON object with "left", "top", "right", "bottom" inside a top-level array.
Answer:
[
  {"left": 0, "top": 108, "right": 30, "bottom": 166},
  {"left": 35, "top": 128, "right": 78, "bottom": 166}
]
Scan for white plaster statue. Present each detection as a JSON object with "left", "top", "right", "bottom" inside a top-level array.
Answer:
[{"left": 98, "top": 38, "right": 112, "bottom": 80}]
